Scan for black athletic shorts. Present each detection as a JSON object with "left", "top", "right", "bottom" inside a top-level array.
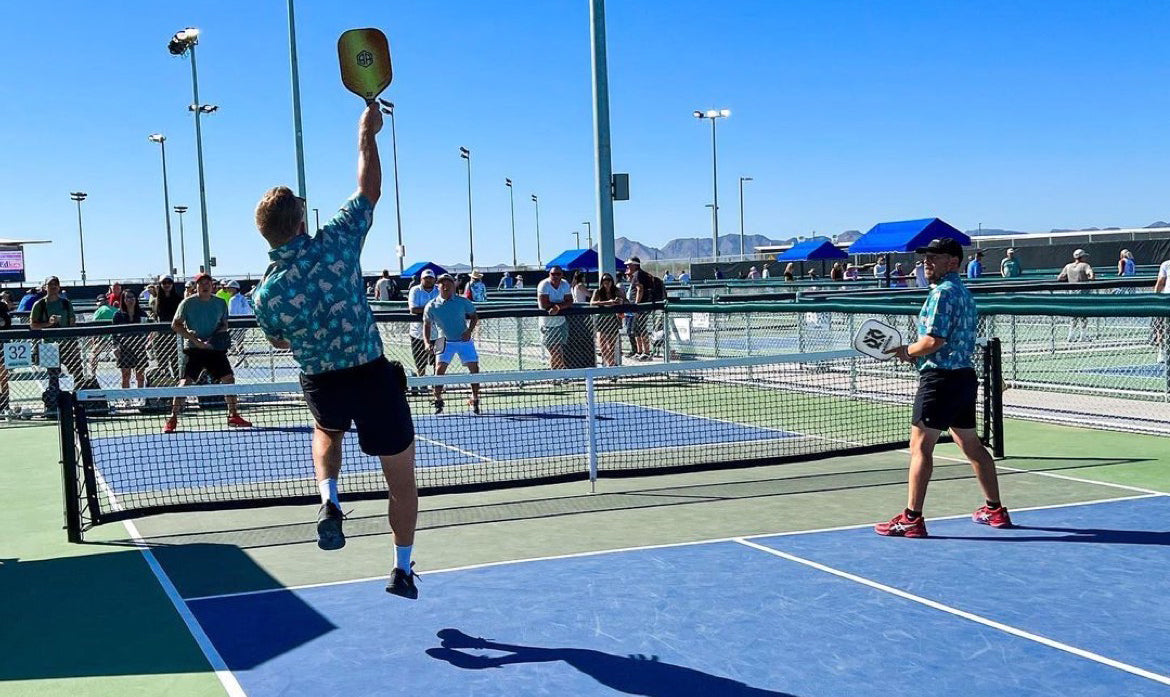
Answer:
[
  {"left": 182, "top": 347, "right": 233, "bottom": 382},
  {"left": 300, "top": 356, "right": 414, "bottom": 456},
  {"left": 912, "top": 368, "right": 977, "bottom": 431}
]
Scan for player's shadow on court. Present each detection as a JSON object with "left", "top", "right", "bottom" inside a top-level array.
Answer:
[
  {"left": 934, "top": 526, "right": 1170, "bottom": 546},
  {"left": 427, "top": 629, "right": 796, "bottom": 696}
]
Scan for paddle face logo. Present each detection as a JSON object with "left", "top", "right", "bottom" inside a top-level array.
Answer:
[
  {"left": 356, "top": 50, "right": 374, "bottom": 68},
  {"left": 862, "top": 328, "right": 891, "bottom": 351}
]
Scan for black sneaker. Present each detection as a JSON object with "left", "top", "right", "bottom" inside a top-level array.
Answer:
[
  {"left": 434, "top": 399, "right": 444, "bottom": 415},
  {"left": 386, "top": 562, "right": 419, "bottom": 599},
  {"left": 316, "top": 502, "right": 346, "bottom": 551}
]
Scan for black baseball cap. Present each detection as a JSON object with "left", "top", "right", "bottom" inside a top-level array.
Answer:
[{"left": 914, "top": 238, "right": 963, "bottom": 258}]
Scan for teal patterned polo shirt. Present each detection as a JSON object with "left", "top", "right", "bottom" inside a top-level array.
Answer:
[
  {"left": 253, "top": 194, "right": 383, "bottom": 375},
  {"left": 916, "top": 271, "right": 977, "bottom": 371}
]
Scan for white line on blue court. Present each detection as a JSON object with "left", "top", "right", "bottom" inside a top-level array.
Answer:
[
  {"left": 415, "top": 433, "right": 496, "bottom": 463},
  {"left": 183, "top": 492, "right": 1159, "bottom": 603},
  {"left": 92, "top": 468, "right": 248, "bottom": 697},
  {"left": 733, "top": 536, "right": 1170, "bottom": 688}
]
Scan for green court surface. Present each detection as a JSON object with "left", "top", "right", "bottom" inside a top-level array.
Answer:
[{"left": 2, "top": 417, "right": 1167, "bottom": 696}]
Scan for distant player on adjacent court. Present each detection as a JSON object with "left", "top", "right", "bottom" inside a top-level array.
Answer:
[
  {"left": 423, "top": 274, "right": 481, "bottom": 415},
  {"left": 876, "top": 238, "right": 1011, "bottom": 538},
  {"left": 252, "top": 103, "right": 420, "bottom": 599}
]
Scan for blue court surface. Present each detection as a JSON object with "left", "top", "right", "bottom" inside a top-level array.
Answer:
[
  {"left": 96, "top": 402, "right": 794, "bottom": 495},
  {"left": 184, "top": 496, "right": 1170, "bottom": 696}
]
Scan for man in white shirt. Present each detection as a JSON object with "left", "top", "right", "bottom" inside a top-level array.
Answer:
[
  {"left": 408, "top": 269, "right": 440, "bottom": 377},
  {"left": 663, "top": 270, "right": 675, "bottom": 283},
  {"left": 678, "top": 270, "right": 691, "bottom": 284},
  {"left": 374, "top": 269, "right": 394, "bottom": 301},
  {"left": 914, "top": 260, "right": 928, "bottom": 288},
  {"left": 1057, "top": 249, "right": 1095, "bottom": 341},
  {"left": 537, "top": 266, "right": 573, "bottom": 369}
]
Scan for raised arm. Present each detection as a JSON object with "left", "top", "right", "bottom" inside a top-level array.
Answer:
[{"left": 357, "top": 103, "right": 383, "bottom": 206}]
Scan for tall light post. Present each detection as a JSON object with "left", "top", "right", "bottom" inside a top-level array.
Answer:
[
  {"left": 531, "top": 194, "right": 542, "bottom": 265},
  {"left": 168, "top": 27, "right": 216, "bottom": 274},
  {"left": 381, "top": 101, "right": 405, "bottom": 274},
  {"left": 69, "top": 192, "right": 88, "bottom": 283},
  {"left": 312, "top": 208, "right": 320, "bottom": 231},
  {"left": 173, "top": 205, "right": 189, "bottom": 276},
  {"left": 148, "top": 134, "right": 176, "bottom": 274},
  {"left": 286, "top": 0, "right": 307, "bottom": 200},
  {"left": 581, "top": 221, "right": 592, "bottom": 250},
  {"left": 738, "top": 176, "right": 753, "bottom": 258},
  {"left": 693, "top": 108, "right": 730, "bottom": 259},
  {"left": 505, "top": 179, "right": 517, "bottom": 267},
  {"left": 459, "top": 147, "right": 474, "bottom": 269},
  {"left": 572, "top": 231, "right": 581, "bottom": 249}
]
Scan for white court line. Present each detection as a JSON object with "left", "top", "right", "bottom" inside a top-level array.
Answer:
[
  {"left": 92, "top": 469, "right": 248, "bottom": 697},
  {"left": 183, "top": 492, "right": 1158, "bottom": 603},
  {"left": 734, "top": 537, "right": 1170, "bottom": 688},
  {"left": 414, "top": 434, "right": 495, "bottom": 463}
]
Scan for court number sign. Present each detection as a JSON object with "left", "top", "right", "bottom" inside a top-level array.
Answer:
[{"left": 3, "top": 341, "right": 32, "bottom": 368}]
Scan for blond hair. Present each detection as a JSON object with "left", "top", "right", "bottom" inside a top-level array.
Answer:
[{"left": 255, "top": 186, "right": 305, "bottom": 245}]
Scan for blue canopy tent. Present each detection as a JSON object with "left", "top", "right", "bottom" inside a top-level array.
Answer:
[
  {"left": 775, "top": 239, "right": 849, "bottom": 261},
  {"left": 545, "top": 249, "right": 627, "bottom": 273},
  {"left": 773, "top": 239, "right": 849, "bottom": 279},
  {"left": 847, "top": 218, "right": 970, "bottom": 287},
  {"left": 401, "top": 261, "right": 447, "bottom": 278},
  {"left": 848, "top": 218, "right": 970, "bottom": 254}
]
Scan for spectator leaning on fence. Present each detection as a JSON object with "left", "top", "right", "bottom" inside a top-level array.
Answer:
[
  {"left": 423, "top": 273, "right": 481, "bottom": 415},
  {"left": 537, "top": 265, "right": 573, "bottom": 369},
  {"left": 151, "top": 274, "right": 184, "bottom": 379},
  {"left": 591, "top": 272, "right": 623, "bottom": 367},
  {"left": 1000, "top": 248, "right": 1021, "bottom": 278},
  {"left": 465, "top": 271, "right": 487, "bottom": 302},
  {"left": 29, "top": 276, "right": 85, "bottom": 383},
  {"left": 113, "top": 288, "right": 149, "bottom": 389},
  {"left": 623, "top": 257, "right": 652, "bottom": 360},
  {"left": 408, "top": 269, "right": 440, "bottom": 378},
  {"left": 224, "top": 280, "right": 252, "bottom": 316}
]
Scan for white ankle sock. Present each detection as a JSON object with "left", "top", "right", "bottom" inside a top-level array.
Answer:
[
  {"left": 395, "top": 544, "right": 413, "bottom": 572},
  {"left": 318, "top": 478, "right": 339, "bottom": 507}
]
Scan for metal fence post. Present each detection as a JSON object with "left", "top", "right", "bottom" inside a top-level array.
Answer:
[
  {"left": 57, "top": 391, "right": 83, "bottom": 543},
  {"left": 585, "top": 373, "right": 599, "bottom": 492}
]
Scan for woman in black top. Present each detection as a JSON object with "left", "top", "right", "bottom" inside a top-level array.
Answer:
[
  {"left": 113, "top": 289, "right": 149, "bottom": 388},
  {"left": 590, "top": 273, "right": 623, "bottom": 367}
]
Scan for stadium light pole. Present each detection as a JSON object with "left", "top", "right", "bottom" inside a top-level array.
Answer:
[
  {"left": 168, "top": 27, "right": 215, "bottom": 274},
  {"left": 69, "top": 192, "right": 88, "bottom": 284},
  {"left": 582, "top": 221, "right": 592, "bottom": 250},
  {"left": 312, "top": 208, "right": 320, "bottom": 231},
  {"left": 381, "top": 101, "right": 405, "bottom": 275},
  {"left": 738, "top": 176, "right": 753, "bottom": 258},
  {"left": 531, "top": 194, "right": 542, "bottom": 265},
  {"left": 173, "top": 205, "right": 189, "bottom": 276},
  {"left": 459, "top": 147, "right": 474, "bottom": 269},
  {"left": 505, "top": 178, "right": 517, "bottom": 267},
  {"left": 572, "top": 231, "right": 581, "bottom": 249},
  {"left": 147, "top": 134, "right": 176, "bottom": 275},
  {"left": 286, "top": 0, "right": 307, "bottom": 201},
  {"left": 693, "top": 108, "right": 730, "bottom": 259}
]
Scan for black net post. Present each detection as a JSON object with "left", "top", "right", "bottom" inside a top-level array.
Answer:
[
  {"left": 990, "top": 337, "right": 1006, "bottom": 459},
  {"left": 57, "top": 391, "right": 83, "bottom": 543}
]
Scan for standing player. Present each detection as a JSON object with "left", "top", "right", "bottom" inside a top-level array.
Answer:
[
  {"left": 876, "top": 238, "right": 1011, "bottom": 538},
  {"left": 251, "top": 103, "right": 420, "bottom": 599},
  {"left": 408, "top": 269, "right": 440, "bottom": 380},
  {"left": 165, "top": 273, "right": 252, "bottom": 433},
  {"left": 423, "top": 274, "right": 481, "bottom": 414}
]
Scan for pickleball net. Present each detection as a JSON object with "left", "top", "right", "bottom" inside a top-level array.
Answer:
[{"left": 59, "top": 343, "right": 1003, "bottom": 540}]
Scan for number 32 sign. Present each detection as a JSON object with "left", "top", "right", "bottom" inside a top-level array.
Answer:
[{"left": 3, "top": 341, "right": 32, "bottom": 368}]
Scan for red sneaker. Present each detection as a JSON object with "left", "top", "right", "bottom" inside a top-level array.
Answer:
[
  {"left": 973, "top": 505, "right": 1013, "bottom": 528},
  {"left": 163, "top": 417, "right": 178, "bottom": 434},
  {"left": 875, "top": 512, "right": 928, "bottom": 538},
  {"left": 227, "top": 414, "right": 252, "bottom": 428}
]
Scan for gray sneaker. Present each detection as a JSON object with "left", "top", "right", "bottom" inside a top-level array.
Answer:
[
  {"left": 386, "top": 562, "right": 419, "bottom": 599},
  {"left": 316, "top": 502, "right": 346, "bottom": 551}
]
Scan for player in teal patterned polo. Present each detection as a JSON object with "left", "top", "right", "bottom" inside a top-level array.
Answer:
[
  {"left": 875, "top": 237, "right": 1011, "bottom": 538},
  {"left": 252, "top": 102, "right": 420, "bottom": 599}
]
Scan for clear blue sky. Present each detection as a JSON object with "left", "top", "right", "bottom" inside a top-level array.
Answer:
[{"left": 4, "top": 0, "right": 1170, "bottom": 283}]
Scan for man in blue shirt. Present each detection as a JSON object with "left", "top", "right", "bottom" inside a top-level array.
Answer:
[
  {"left": 423, "top": 274, "right": 480, "bottom": 414},
  {"left": 252, "top": 102, "right": 419, "bottom": 599},
  {"left": 876, "top": 238, "right": 1011, "bottom": 538},
  {"left": 966, "top": 251, "right": 984, "bottom": 279}
]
